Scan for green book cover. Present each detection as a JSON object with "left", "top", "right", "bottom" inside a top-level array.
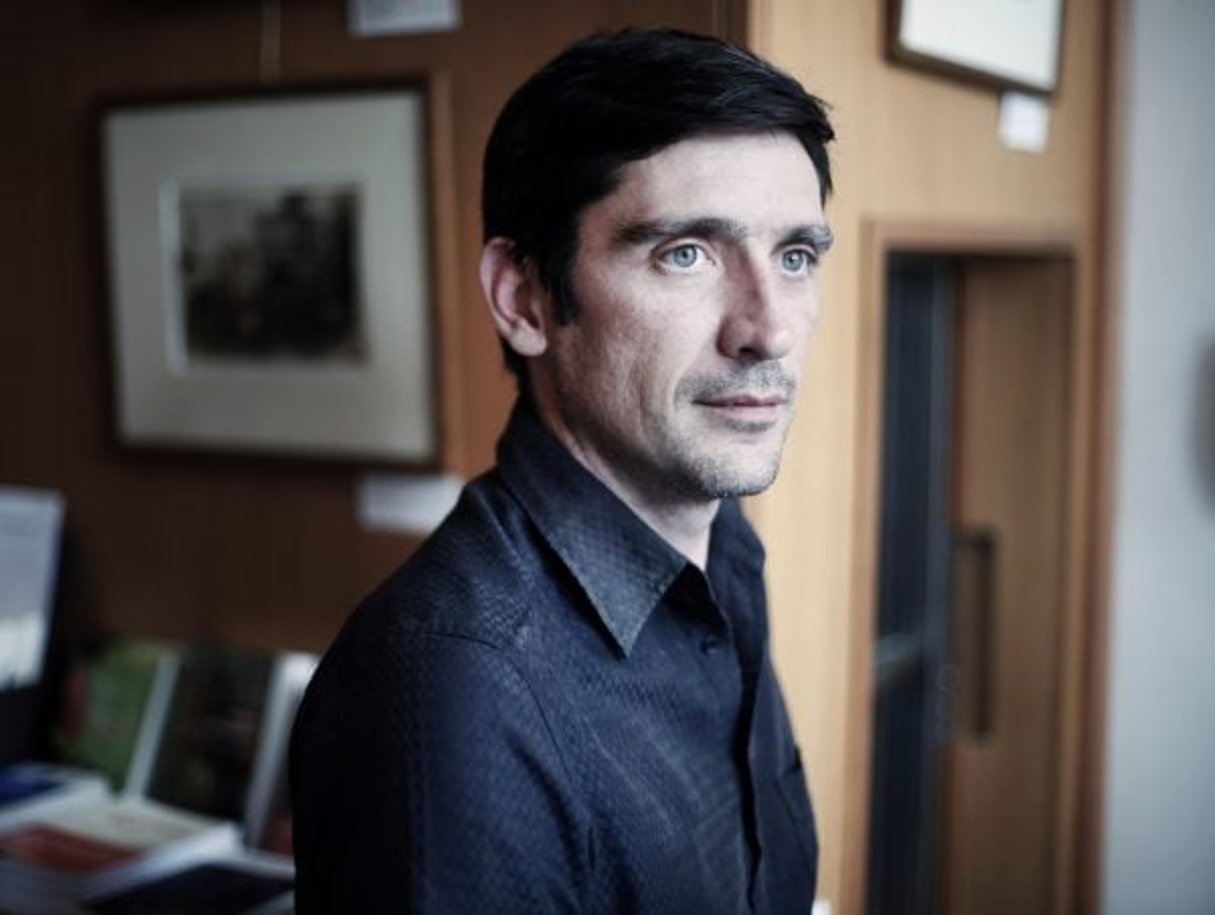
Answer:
[{"left": 63, "top": 640, "right": 177, "bottom": 791}]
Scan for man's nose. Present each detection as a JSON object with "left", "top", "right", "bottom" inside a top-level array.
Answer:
[{"left": 717, "top": 262, "right": 799, "bottom": 362}]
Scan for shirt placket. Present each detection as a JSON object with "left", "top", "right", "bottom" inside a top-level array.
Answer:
[
  {"left": 709, "top": 558, "right": 768, "bottom": 913},
  {"left": 681, "top": 568, "right": 763, "bottom": 914}
]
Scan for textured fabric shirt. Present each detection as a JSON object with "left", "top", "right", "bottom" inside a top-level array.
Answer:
[{"left": 290, "top": 403, "right": 817, "bottom": 913}]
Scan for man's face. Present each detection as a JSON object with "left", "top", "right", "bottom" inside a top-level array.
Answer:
[{"left": 530, "top": 132, "right": 829, "bottom": 508}]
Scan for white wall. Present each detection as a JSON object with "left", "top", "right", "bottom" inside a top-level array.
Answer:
[{"left": 1102, "top": 2, "right": 1215, "bottom": 913}]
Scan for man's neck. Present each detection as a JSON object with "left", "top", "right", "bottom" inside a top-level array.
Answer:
[
  {"left": 601, "top": 481, "right": 719, "bottom": 571},
  {"left": 535, "top": 414, "right": 718, "bottom": 569}
]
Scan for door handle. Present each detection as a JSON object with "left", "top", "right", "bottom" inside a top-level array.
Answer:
[{"left": 948, "top": 526, "right": 997, "bottom": 740}]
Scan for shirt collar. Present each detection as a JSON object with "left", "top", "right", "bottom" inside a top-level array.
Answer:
[{"left": 498, "top": 401, "right": 755, "bottom": 657}]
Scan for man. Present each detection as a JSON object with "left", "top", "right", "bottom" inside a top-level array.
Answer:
[{"left": 291, "top": 28, "right": 834, "bottom": 914}]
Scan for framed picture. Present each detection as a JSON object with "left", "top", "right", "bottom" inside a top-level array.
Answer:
[
  {"left": 888, "top": 0, "right": 1066, "bottom": 95},
  {"left": 101, "top": 84, "right": 440, "bottom": 463}
]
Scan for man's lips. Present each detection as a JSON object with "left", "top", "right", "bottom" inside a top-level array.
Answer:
[
  {"left": 695, "top": 393, "right": 787, "bottom": 408},
  {"left": 693, "top": 394, "right": 789, "bottom": 429},
  {"left": 680, "top": 367, "right": 797, "bottom": 418}
]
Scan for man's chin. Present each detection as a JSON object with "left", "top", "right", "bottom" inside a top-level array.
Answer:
[
  {"left": 715, "top": 472, "right": 780, "bottom": 499},
  {"left": 688, "top": 454, "right": 782, "bottom": 500}
]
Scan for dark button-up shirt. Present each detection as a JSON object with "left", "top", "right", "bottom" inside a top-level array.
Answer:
[{"left": 291, "top": 404, "right": 817, "bottom": 913}]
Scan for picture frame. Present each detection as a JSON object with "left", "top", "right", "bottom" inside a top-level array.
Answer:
[
  {"left": 887, "top": 0, "right": 1066, "bottom": 96},
  {"left": 101, "top": 83, "right": 441, "bottom": 464}
]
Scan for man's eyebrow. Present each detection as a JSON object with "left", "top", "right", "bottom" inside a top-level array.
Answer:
[
  {"left": 780, "top": 224, "right": 835, "bottom": 255},
  {"left": 613, "top": 217, "right": 835, "bottom": 254},
  {"left": 612, "top": 217, "right": 746, "bottom": 248}
]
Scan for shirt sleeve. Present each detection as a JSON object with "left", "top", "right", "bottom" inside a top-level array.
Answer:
[{"left": 291, "top": 621, "right": 587, "bottom": 914}]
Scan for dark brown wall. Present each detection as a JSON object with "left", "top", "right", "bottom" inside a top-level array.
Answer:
[{"left": 2, "top": 0, "right": 739, "bottom": 653}]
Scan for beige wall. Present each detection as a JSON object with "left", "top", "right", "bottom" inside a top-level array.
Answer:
[
  {"left": 746, "top": 0, "right": 1109, "bottom": 910},
  {"left": 1103, "top": 1, "right": 1215, "bottom": 911}
]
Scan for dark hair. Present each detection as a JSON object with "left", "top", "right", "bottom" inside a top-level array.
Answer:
[{"left": 482, "top": 28, "right": 835, "bottom": 381}]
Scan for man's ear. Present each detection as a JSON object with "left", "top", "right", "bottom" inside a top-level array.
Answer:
[{"left": 479, "top": 238, "right": 549, "bottom": 358}]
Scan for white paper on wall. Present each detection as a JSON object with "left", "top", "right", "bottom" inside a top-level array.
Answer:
[
  {"left": 349, "top": 0, "right": 460, "bottom": 37},
  {"left": 999, "top": 91, "right": 1051, "bottom": 153},
  {"left": 357, "top": 473, "right": 463, "bottom": 535}
]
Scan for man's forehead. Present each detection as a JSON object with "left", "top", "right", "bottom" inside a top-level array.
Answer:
[
  {"left": 617, "top": 133, "right": 818, "bottom": 192},
  {"left": 630, "top": 130, "right": 816, "bottom": 170},
  {"left": 594, "top": 134, "right": 825, "bottom": 234}
]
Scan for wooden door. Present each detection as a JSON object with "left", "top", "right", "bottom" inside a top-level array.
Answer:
[
  {"left": 866, "top": 253, "right": 1073, "bottom": 915},
  {"left": 939, "top": 258, "right": 1072, "bottom": 915}
]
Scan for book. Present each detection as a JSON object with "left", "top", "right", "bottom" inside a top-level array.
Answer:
[
  {"left": 76, "top": 650, "right": 317, "bottom": 911},
  {"left": 0, "top": 796, "right": 239, "bottom": 911},
  {"left": 86, "top": 849, "right": 294, "bottom": 915},
  {"left": 0, "top": 764, "right": 109, "bottom": 834},
  {"left": 59, "top": 639, "right": 181, "bottom": 794},
  {"left": 244, "top": 652, "right": 317, "bottom": 854},
  {"left": 142, "top": 646, "right": 274, "bottom": 823},
  {"left": 0, "top": 647, "right": 317, "bottom": 912}
]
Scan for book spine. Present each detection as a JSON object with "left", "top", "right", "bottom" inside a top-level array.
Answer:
[{"left": 120, "top": 653, "right": 181, "bottom": 797}]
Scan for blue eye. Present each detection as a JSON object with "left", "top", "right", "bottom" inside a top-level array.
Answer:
[
  {"left": 781, "top": 249, "right": 814, "bottom": 273},
  {"left": 662, "top": 244, "right": 702, "bottom": 269}
]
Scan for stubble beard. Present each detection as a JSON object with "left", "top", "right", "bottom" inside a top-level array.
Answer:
[
  {"left": 658, "top": 422, "right": 787, "bottom": 501},
  {"left": 674, "top": 364, "right": 796, "bottom": 499},
  {"left": 626, "top": 365, "right": 798, "bottom": 503}
]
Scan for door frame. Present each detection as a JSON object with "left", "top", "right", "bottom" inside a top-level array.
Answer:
[{"left": 844, "top": 220, "right": 1111, "bottom": 915}]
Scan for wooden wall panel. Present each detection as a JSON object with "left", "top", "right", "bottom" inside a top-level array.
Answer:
[
  {"left": 748, "top": 0, "right": 1108, "bottom": 910},
  {"left": 0, "top": 0, "right": 735, "bottom": 654}
]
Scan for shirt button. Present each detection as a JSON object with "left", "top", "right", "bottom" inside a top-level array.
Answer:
[{"left": 700, "top": 634, "right": 723, "bottom": 655}]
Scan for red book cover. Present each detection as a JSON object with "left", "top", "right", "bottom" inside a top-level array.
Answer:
[{"left": 0, "top": 824, "right": 139, "bottom": 873}]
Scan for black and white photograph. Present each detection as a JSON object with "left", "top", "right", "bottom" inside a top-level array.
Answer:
[
  {"left": 101, "top": 86, "right": 438, "bottom": 462},
  {"left": 178, "top": 184, "right": 364, "bottom": 366}
]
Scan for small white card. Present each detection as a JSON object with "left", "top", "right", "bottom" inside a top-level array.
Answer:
[
  {"left": 999, "top": 91, "right": 1051, "bottom": 153},
  {"left": 349, "top": 0, "right": 460, "bottom": 37},
  {"left": 357, "top": 473, "right": 463, "bottom": 534}
]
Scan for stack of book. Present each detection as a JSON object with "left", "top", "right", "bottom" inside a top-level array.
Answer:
[
  {"left": 0, "top": 640, "right": 316, "bottom": 915},
  {"left": 0, "top": 765, "right": 109, "bottom": 835},
  {"left": 0, "top": 796, "right": 241, "bottom": 913}
]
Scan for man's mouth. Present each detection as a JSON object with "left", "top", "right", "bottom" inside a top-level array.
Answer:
[
  {"left": 697, "top": 393, "right": 787, "bottom": 409},
  {"left": 681, "top": 367, "right": 797, "bottom": 426},
  {"left": 693, "top": 392, "right": 789, "bottom": 426}
]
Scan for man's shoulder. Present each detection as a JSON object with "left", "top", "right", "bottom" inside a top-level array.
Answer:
[
  {"left": 354, "top": 469, "right": 541, "bottom": 649},
  {"left": 297, "top": 470, "right": 546, "bottom": 737}
]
